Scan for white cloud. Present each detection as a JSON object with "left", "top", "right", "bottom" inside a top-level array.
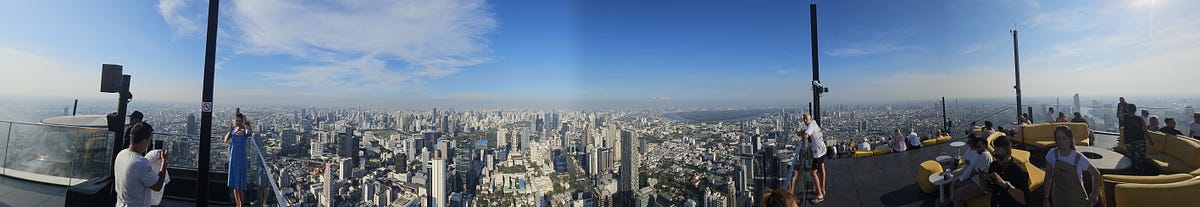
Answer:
[
  {"left": 156, "top": 0, "right": 203, "bottom": 39},
  {"left": 774, "top": 69, "right": 795, "bottom": 74},
  {"left": 826, "top": 43, "right": 923, "bottom": 57},
  {"left": 157, "top": 0, "right": 498, "bottom": 93},
  {"left": 0, "top": 47, "right": 101, "bottom": 98}
]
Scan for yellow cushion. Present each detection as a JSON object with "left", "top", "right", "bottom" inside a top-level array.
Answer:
[
  {"left": 1147, "top": 131, "right": 1168, "bottom": 153},
  {"left": 1101, "top": 173, "right": 1194, "bottom": 207},
  {"left": 1162, "top": 135, "right": 1200, "bottom": 167},
  {"left": 922, "top": 138, "right": 938, "bottom": 146},
  {"left": 1147, "top": 153, "right": 1194, "bottom": 174},
  {"left": 853, "top": 150, "right": 873, "bottom": 158},
  {"left": 1114, "top": 177, "right": 1200, "bottom": 207},
  {"left": 984, "top": 132, "right": 1006, "bottom": 152},
  {"left": 936, "top": 135, "right": 951, "bottom": 143},
  {"left": 871, "top": 147, "right": 892, "bottom": 155},
  {"left": 918, "top": 160, "right": 944, "bottom": 194}
]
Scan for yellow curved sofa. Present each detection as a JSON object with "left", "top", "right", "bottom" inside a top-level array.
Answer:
[
  {"left": 1015, "top": 122, "right": 1092, "bottom": 149},
  {"left": 1101, "top": 130, "right": 1200, "bottom": 206},
  {"left": 1113, "top": 177, "right": 1200, "bottom": 207}
]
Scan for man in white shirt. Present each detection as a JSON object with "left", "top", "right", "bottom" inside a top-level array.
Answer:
[
  {"left": 789, "top": 114, "right": 827, "bottom": 204},
  {"left": 858, "top": 138, "right": 872, "bottom": 151},
  {"left": 1141, "top": 110, "right": 1151, "bottom": 127},
  {"left": 1191, "top": 112, "right": 1200, "bottom": 139},
  {"left": 907, "top": 129, "right": 922, "bottom": 150},
  {"left": 1045, "top": 107, "right": 1056, "bottom": 123},
  {"left": 115, "top": 123, "right": 168, "bottom": 207}
]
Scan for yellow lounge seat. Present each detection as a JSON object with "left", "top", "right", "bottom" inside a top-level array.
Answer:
[
  {"left": 922, "top": 138, "right": 938, "bottom": 146},
  {"left": 935, "top": 135, "right": 951, "bottom": 144},
  {"left": 918, "top": 160, "right": 944, "bottom": 194},
  {"left": 1113, "top": 177, "right": 1200, "bottom": 207},
  {"left": 853, "top": 150, "right": 873, "bottom": 158},
  {"left": 1016, "top": 122, "right": 1092, "bottom": 149},
  {"left": 1102, "top": 173, "right": 1194, "bottom": 207},
  {"left": 870, "top": 147, "right": 892, "bottom": 155}
]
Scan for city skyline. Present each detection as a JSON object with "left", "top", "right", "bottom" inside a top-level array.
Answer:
[{"left": 1, "top": 0, "right": 1198, "bottom": 106}]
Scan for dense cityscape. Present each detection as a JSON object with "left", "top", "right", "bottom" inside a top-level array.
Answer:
[{"left": 2, "top": 95, "right": 1195, "bottom": 206}]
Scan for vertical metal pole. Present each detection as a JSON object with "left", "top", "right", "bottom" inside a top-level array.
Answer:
[
  {"left": 1012, "top": 30, "right": 1022, "bottom": 125},
  {"left": 942, "top": 97, "right": 948, "bottom": 133},
  {"left": 199, "top": 0, "right": 220, "bottom": 206},
  {"left": 810, "top": 3, "right": 821, "bottom": 125},
  {"left": 72, "top": 99, "right": 78, "bottom": 116}
]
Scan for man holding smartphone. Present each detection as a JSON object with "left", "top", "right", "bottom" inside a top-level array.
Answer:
[
  {"left": 984, "top": 135, "right": 1028, "bottom": 207},
  {"left": 114, "top": 122, "right": 168, "bottom": 207}
]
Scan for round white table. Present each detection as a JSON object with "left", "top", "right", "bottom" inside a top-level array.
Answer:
[
  {"left": 1076, "top": 146, "right": 1133, "bottom": 172},
  {"left": 929, "top": 172, "right": 954, "bottom": 204}
]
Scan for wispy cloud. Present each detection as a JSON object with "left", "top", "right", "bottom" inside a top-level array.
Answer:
[
  {"left": 774, "top": 69, "right": 795, "bottom": 74},
  {"left": 157, "top": 0, "right": 498, "bottom": 93},
  {"left": 826, "top": 43, "right": 924, "bottom": 57},
  {"left": 156, "top": 0, "right": 203, "bottom": 39}
]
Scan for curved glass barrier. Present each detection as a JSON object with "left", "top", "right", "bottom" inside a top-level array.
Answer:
[{"left": 0, "top": 121, "right": 113, "bottom": 186}]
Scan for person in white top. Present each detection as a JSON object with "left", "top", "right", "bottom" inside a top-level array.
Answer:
[
  {"left": 789, "top": 114, "right": 827, "bottom": 204},
  {"left": 907, "top": 129, "right": 922, "bottom": 150},
  {"left": 1190, "top": 112, "right": 1200, "bottom": 139},
  {"left": 954, "top": 134, "right": 994, "bottom": 207},
  {"left": 858, "top": 138, "right": 872, "bottom": 151},
  {"left": 115, "top": 123, "right": 168, "bottom": 207},
  {"left": 1043, "top": 125, "right": 1101, "bottom": 207},
  {"left": 1141, "top": 110, "right": 1151, "bottom": 127},
  {"left": 1045, "top": 107, "right": 1056, "bottom": 123}
]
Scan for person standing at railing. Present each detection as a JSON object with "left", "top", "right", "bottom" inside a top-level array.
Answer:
[
  {"left": 223, "top": 113, "right": 252, "bottom": 207},
  {"left": 1189, "top": 112, "right": 1200, "bottom": 139},
  {"left": 1121, "top": 104, "right": 1156, "bottom": 175},
  {"left": 121, "top": 111, "right": 145, "bottom": 147},
  {"left": 788, "top": 113, "right": 825, "bottom": 204},
  {"left": 115, "top": 122, "right": 168, "bottom": 207}
]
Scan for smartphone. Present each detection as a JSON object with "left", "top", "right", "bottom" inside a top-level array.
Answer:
[{"left": 154, "top": 140, "right": 164, "bottom": 150}]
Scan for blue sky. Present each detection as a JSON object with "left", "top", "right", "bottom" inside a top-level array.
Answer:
[{"left": 0, "top": 0, "right": 1196, "bottom": 108}]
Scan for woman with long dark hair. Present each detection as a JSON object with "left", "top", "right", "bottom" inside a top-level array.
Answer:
[{"left": 223, "top": 113, "right": 251, "bottom": 207}]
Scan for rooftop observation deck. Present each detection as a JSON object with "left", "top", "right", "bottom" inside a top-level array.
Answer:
[
  {"left": 788, "top": 132, "right": 1120, "bottom": 207},
  {"left": 0, "top": 118, "right": 282, "bottom": 207}
]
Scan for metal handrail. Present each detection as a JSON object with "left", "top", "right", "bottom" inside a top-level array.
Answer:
[{"left": 249, "top": 136, "right": 289, "bottom": 206}]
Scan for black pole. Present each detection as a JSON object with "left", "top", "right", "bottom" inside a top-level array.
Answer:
[
  {"left": 72, "top": 99, "right": 78, "bottom": 116},
  {"left": 810, "top": 3, "right": 821, "bottom": 125},
  {"left": 198, "top": 0, "right": 220, "bottom": 206},
  {"left": 942, "top": 97, "right": 948, "bottom": 133},
  {"left": 1012, "top": 30, "right": 1022, "bottom": 125},
  {"left": 110, "top": 75, "right": 130, "bottom": 197}
]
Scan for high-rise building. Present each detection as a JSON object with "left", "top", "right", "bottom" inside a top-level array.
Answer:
[
  {"left": 429, "top": 143, "right": 448, "bottom": 207},
  {"left": 496, "top": 128, "right": 508, "bottom": 148},
  {"left": 1074, "top": 93, "right": 1082, "bottom": 114},
  {"left": 338, "top": 158, "right": 353, "bottom": 181},
  {"left": 186, "top": 113, "right": 198, "bottom": 135},
  {"left": 322, "top": 163, "right": 336, "bottom": 207},
  {"left": 337, "top": 127, "right": 361, "bottom": 168},
  {"left": 617, "top": 130, "right": 639, "bottom": 205}
]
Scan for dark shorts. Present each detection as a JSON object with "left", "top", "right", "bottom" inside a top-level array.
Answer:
[{"left": 811, "top": 157, "right": 825, "bottom": 169}]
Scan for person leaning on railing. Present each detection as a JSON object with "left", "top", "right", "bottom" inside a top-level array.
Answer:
[{"left": 114, "top": 122, "right": 168, "bottom": 207}]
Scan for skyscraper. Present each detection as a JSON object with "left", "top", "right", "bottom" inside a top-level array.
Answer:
[
  {"left": 496, "top": 128, "right": 508, "bottom": 148},
  {"left": 616, "top": 130, "right": 640, "bottom": 206},
  {"left": 186, "top": 113, "right": 198, "bottom": 135},
  {"left": 338, "top": 127, "right": 361, "bottom": 168},
  {"left": 429, "top": 141, "right": 448, "bottom": 207}
]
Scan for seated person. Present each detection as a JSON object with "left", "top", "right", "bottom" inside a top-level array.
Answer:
[
  {"left": 1160, "top": 118, "right": 1183, "bottom": 136},
  {"left": 907, "top": 129, "right": 922, "bottom": 150},
  {"left": 857, "top": 138, "right": 872, "bottom": 151},
  {"left": 984, "top": 135, "right": 1029, "bottom": 207},
  {"left": 1147, "top": 116, "right": 1161, "bottom": 132},
  {"left": 953, "top": 134, "right": 994, "bottom": 207},
  {"left": 892, "top": 130, "right": 907, "bottom": 152}
]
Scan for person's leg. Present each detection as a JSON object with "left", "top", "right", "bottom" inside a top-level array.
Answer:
[
  {"left": 817, "top": 163, "right": 826, "bottom": 198},
  {"left": 952, "top": 183, "right": 984, "bottom": 207},
  {"left": 233, "top": 189, "right": 243, "bottom": 207},
  {"left": 788, "top": 169, "right": 802, "bottom": 192}
]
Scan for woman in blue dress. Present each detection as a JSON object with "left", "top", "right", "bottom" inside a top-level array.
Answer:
[{"left": 223, "top": 113, "right": 250, "bottom": 207}]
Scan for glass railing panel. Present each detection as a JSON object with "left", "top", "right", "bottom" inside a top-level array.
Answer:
[
  {"left": 0, "top": 122, "right": 10, "bottom": 175},
  {"left": 0, "top": 122, "right": 112, "bottom": 186},
  {"left": 154, "top": 133, "right": 231, "bottom": 172}
]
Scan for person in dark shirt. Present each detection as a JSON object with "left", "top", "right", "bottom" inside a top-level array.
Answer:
[
  {"left": 1121, "top": 104, "right": 1156, "bottom": 175},
  {"left": 985, "top": 135, "right": 1028, "bottom": 207},
  {"left": 1160, "top": 118, "right": 1184, "bottom": 136},
  {"left": 1070, "top": 112, "right": 1087, "bottom": 123}
]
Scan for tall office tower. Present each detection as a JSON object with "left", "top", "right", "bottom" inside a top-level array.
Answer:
[
  {"left": 583, "top": 125, "right": 593, "bottom": 151},
  {"left": 496, "top": 128, "right": 508, "bottom": 148},
  {"left": 432, "top": 139, "right": 451, "bottom": 207},
  {"left": 186, "top": 113, "right": 198, "bottom": 135},
  {"left": 521, "top": 128, "right": 530, "bottom": 151},
  {"left": 587, "top": 144, "right": 598, "bottom": 176},
  {"left": 322, "top": 163, "right": 336, "bottom": 207},
  {"left": 616, "top": 130, "right": 640, "bottom": 206},
  {"left": 337, "top": 127, "right": 361, "bottom": 168},
  {"left": 338, "top": 158, "right": 353, "bottom": 181}
]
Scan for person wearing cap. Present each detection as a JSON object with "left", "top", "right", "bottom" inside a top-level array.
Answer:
[{"left": 122, "top": 111, "right": 145, "bottom": 147}]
